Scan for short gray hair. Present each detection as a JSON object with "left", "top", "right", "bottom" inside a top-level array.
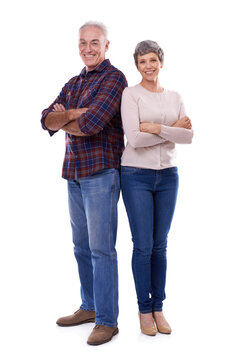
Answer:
[
  {"left": 133, "top": 40, "right": 164, "bottom": 67},
  {"left": 79, "top": 21, "right": 108, "bottom": 40}
]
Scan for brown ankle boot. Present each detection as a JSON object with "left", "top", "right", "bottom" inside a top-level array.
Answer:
[
  {"left": 152, "top": 311, "right": 172, "bottom": 334},
  {"left": 139, "top": 312, "right": 157, "bottom": 336}
]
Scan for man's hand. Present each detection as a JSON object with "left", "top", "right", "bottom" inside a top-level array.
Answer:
[
  {"left": 53, "top": 103, "right": 89, "bottom": 121},
  {"left": 172, "top": 116, "right": 192, "bottom": 129},
  {"left": 50, "top": 103, "right": 89, "bottom": 135},
  {"left": 53, "top": 103, "right": 66, "bottom": 112},
  {"left": 140, "top": 122, "right": 162, "bottom": 134},
  {"left": 62, "top": 120, "right": 88, "bottom": 136},
  {"left": 67, "top": 108, "right": 88, "bottom": 121}
]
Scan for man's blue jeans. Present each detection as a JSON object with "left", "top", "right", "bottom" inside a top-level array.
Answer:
[
  {"left": 67, "top": 168, "right": 120, "bottom": 327},
  {"left": 121, "top": 166, "right": 179, "bottom": 313}
]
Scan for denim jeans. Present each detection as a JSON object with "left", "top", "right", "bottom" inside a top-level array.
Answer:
[
  {"left": 121, "top": 166, "right": 179, "bottom": 313},
  {"left": 67, "top": 168, "right": 120, "bottom": 327}
]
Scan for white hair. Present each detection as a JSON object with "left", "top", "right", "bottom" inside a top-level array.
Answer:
[{"left": 79, "top": 21, "right": 108, "bottom": 40}]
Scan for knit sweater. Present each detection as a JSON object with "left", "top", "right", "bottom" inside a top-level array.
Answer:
[{"left": 121, "top": 84, "right": 193, "bottom": 169}]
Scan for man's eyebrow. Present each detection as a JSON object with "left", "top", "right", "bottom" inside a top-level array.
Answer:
[{"left": 79, "top": 38, "right": 100, "bottom": 42}]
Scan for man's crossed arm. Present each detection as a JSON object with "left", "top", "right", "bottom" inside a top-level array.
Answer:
[{"left": 45, "top": 103, "right": 89, "bottom": 136}]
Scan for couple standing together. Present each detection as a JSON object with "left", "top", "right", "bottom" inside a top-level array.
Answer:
[{"left": 41, "top": 21, "right": 193, "bottom": 346}]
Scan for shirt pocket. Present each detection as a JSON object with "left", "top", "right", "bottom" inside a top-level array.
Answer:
[
  {"left": 65, "top": 90, "right": 79, "bottom": 109},
  {"left": 65, "top": 91, "right": 72, "bottom": 109},
  {"left": 80, "top": 87, "right": 98, "bottom": 106}
]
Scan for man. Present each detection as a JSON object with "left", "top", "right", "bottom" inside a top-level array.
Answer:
[{"left": 41, "top": 21, "right": 127, "bottom": 345}]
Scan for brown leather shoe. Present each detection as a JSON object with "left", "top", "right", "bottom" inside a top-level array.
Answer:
[
  {"left": 56, "top": 309, "right": 95, "bottom": 327},
  {"left": 87, "top": 325, "right": 119, "bottom": 345}
]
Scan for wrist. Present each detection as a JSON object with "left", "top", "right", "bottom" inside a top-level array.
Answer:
[
  {"left": 157, "top": 124, "right": 162, "bottom": 134},
  {"left": 66, "top": 109, "right": 73, "bottom": 121}
]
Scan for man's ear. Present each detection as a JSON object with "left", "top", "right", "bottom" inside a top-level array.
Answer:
[{"left": 105, "top": 40, "right": 110, "bottom": 52}]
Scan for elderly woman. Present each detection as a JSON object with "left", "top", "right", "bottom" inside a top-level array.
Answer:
[{"left": 120, "top": 40, "right": 193, "bottom": 336}]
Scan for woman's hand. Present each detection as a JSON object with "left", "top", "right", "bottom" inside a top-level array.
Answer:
[
  {"left": 140, "top": 122, "right": 162, "bottom": 134},
  {"left": 172, "top": 116, "right": 192, "bottom": 129}
]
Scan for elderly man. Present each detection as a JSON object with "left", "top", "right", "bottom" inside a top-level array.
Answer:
[{"left": 41, "top": 21, "right": 127, "bottom": 345}]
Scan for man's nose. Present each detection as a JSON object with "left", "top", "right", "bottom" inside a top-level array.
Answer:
[{"left": 85, "top": 43, "right": 92, "bottom": 52}]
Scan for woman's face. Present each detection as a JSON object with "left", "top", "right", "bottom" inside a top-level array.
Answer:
[{"left": 137, "top": 52, "right": 162, "bottom": 81}]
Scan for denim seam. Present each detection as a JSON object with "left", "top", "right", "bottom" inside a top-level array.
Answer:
[
  {"left": 80, "top": 305, "right": 95, "bottom": 312},
  {"left": 95, "top": 320, "right": 117, "bottom": 327},
  {"left": 109, "top": 171, "right": 117, "bottom": 325},
  {"left": 139, "top": 310, "right": 154, "bottom": 314}
]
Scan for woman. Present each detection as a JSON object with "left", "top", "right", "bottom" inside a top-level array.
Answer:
[{"left": 121, "top": 40, "right": 193, "bottom": 336}]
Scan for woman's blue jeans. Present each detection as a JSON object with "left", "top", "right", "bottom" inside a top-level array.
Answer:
[
  {"left": 121, "top": 166, "right": 179, "bottom": 313},
  {"left": 67, "top": 168, "right": 120, "bottom": 327}
]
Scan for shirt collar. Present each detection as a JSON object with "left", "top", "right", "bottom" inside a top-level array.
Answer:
[{"left": 80, "top": 59, "right": 111, "bottom": 77}]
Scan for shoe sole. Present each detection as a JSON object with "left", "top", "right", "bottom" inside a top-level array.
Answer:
[
  {"left": 87, "top": 327, "right": 119, "bottom": 346},
  {"left": 157, "top": 329, "right": 172, "bottom": 335},
  {"left": 141, "top": 330, "right": 157, "bottom": 336},
  {"left": 56, "top": 318, "right": 95, "bottom": 327}
]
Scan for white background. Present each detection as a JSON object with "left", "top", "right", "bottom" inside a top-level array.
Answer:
[{"left": 1, "top": 0, "right": 240, "bottom": 359}]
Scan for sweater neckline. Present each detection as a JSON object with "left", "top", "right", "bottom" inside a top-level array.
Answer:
[{"left": 138, "top": 83, "right": 165, "bottom": 94}]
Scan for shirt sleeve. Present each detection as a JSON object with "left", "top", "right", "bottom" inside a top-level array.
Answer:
[
  {"left": 158, "top": 96, "right": 193, "bottom": 144},
  {"left": 76, "top": 71, "right": 127, "bottom": 136},
  {"left": 40, "top": 84, "right": 67, "bottom": 137},
  {"left": 121, "top": 88, "right": 167, "bottom": 148}
]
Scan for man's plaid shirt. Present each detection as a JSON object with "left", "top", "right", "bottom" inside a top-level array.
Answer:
[{"left": 41, "top": 59, "right": 127, "bottom": 179}]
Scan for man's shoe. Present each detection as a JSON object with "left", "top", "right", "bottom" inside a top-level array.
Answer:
[
  {"left": 56, "top": 309, "right": 95, "bottom": 327},
  {"left": 87, "top": 325, "right": 119, "bottom": 345}
]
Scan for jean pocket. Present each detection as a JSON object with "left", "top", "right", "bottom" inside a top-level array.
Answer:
[
  {"left": 120, "top": 166, "right": 139, "bottom": 175},
  {"left": 92, "top": 168, "right": 116, "bottom": 177},
  {"left": 168, "top": 167, "right": 178, "bottom": 174}
]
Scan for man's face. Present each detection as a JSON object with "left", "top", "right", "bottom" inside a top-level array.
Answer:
[{"left": 79, "top": 26, "right": 109, "bottom": 72}]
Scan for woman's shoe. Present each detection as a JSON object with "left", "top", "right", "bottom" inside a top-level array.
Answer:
[
  {"left": 138, "top": 312, "right": 157, "bottom": 336},
  {"left": 152, "top": 311, "right": 172, "bottom": 334}
]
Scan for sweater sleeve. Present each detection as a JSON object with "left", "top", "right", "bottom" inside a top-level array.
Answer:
[
  {"left": 158, "top": 95, "right": 193, "bottom": 144},
  {"left": 160, "top": 125, "right": 193, "bottom": 144},
  {"left": 121, "top": 88, "right": 166, "bottom": 148}
]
